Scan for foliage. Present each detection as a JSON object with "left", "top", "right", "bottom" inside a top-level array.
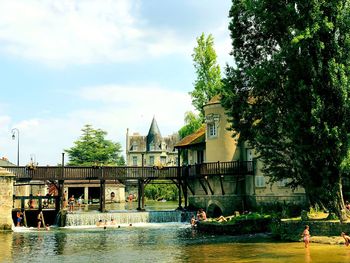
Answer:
[
  {"left": 190, "top": 33, "right": 223, "bottom": 117},
  {"left": 178, "top": 111, "right": 203, "bottom": 139},
  {"left": 222, "top": 0, "right": 350, "bottom": 220},
  {"left": 144, "top": 182, "right": 178, "bottom": 201},
  {"left": 65, "top": 124, "right": 125, "bottom": 166}
]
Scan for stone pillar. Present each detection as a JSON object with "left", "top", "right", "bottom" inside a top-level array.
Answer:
[
  {"left": 84, "top": 187, "right": 89, "bottom": 204},
  {"left": 0, "top": 168, "right": 15, "bottom": 231}
]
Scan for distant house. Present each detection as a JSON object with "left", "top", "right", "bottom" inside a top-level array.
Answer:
[
  {"left": 0, "top": 157, "right": 14, "bottom": 166},
  {"left": 126, "top": 117, "right": 180, "bottom": 167},
  {"left": 175, "top": 95, "right": 306, "bottom": 216}
]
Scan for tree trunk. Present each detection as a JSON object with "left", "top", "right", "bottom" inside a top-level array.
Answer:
[{"left": 304, "top": 180, "right": 348, "bottom": 222}]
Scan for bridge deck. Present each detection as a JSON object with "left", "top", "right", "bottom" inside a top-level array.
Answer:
[{"left": 2, "top": 161, "right": 254, "bottom": 181}]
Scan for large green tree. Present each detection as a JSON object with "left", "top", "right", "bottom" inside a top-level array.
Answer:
[
  {"left": 222, "top": 0, "right": 350, "bottom": 220},
  {"left": 190, "top": 33, "right": 223, "bottom": 117},
  {"left": 65, "top": 124, "right": 125, "bottom": 166}
]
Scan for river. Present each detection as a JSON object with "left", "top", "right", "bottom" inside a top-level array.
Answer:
[
  {"left": 3, "top": 201, "right": 350, "bottom": 262},
  {"left": 1, "top": 223, "right": 350, "bottom": 263}
]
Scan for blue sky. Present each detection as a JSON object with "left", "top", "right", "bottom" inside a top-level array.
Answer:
[{"left": 0, "top": 0, "right": 233, "bottom": 165}]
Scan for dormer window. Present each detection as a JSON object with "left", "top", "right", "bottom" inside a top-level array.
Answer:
[
  {"left": 149, "top": 142, "right": 155, "bottom": 151},
  {"left": 130, "top": 142, "right": 138, "bottom": 151}
]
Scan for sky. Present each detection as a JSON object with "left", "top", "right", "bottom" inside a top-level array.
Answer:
[{"left": 0, "top": 0, "right": 233, "bottom": 166}]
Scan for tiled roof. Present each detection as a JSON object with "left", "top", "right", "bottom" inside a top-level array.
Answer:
[
  {"left": 206, "top": 94, "right": 221, "bottom": 105},
  {"left": 175, "top": 125, "right": 206, "bottom": 148}
]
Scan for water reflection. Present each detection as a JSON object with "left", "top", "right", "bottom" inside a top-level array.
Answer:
[{"left": 2, "top": 225, "right": 350, "bottom": 262}]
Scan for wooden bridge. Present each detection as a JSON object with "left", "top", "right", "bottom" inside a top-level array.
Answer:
[{"left": 2, "top": 160, "right": 254, "bottom": 212}]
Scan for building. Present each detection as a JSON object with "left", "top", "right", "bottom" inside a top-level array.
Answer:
[
  {"left": 126, "top": 117, "right": 180, "bottom": 167},
  {"left": 175, "top": 95, "right": 306, "bottom": 216}
]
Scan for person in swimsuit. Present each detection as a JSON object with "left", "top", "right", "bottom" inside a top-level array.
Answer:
[
  {"left": 37, "top": 210, "right": 43, "bottom": 230},
  {"left": 341, "top": 232, "right": 350, "bottom": 246},
  {"left": 190, "top": 215, "right": 197, "bottom": 227},
  {"left": 16, "top": 210, "right": 23, "bottom": 227},
  {"left": 302, "top": 225, "right": 310, "bottom": 248},
  {"left": 68, "top": 195, "right": 75, "bottom": 213}
]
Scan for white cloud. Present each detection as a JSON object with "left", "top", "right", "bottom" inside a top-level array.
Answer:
[
  {"left": 78, "top": 83, "right": 195, "bottom": 135},
  {"left": 0, "top": 83, "right": 195, "bottom": 165},
  {"left": 0, "top": 0, "right": 191, "bottom": 66}
]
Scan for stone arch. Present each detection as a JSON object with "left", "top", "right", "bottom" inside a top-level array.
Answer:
[{"left": 206, "top": 200, "right": 224, "bottom": 218}]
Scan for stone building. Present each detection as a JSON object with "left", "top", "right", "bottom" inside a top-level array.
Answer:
[
  {"left": 126, "top": 117, "right": 180, "bottom": 167},
  {"left": 175, "top": 95, "right": 306, "bottom": 216}
]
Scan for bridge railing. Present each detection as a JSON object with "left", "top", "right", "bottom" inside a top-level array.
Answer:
[{"left": 1, "top": 160, "right": 253, "bottom": 181}]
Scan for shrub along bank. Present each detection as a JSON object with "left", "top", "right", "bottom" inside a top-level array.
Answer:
[
  {"left": 196, "top": 212, "right": 350, "bottom": 243},
  {"left": 271, "top": 219, "right": 350, "bottom": 241},
  {"left": 196, "top": 213, "right": 272, "bottom": 235}
]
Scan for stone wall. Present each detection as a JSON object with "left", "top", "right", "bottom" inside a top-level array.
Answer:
[
  {"left": 188, "top": 195, "right": 244, "bottom": 216},
  {"left": 197, "top": 218, "right": 272, "bottom": 235},
  {"left": 0, "top": 168, "right": 14, "bottom": 230},
  {"left": 273, "top": 220, "right": 350, "bottom": 241}
]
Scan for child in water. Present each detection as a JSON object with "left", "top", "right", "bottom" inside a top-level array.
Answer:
[
  {"left": 341, "top": 232, "right": 350, "bottom": 246},
  {"left": 302, "top": 225, "right": 310, "bottom": 248}
]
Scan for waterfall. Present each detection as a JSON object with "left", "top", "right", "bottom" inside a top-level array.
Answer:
[{"left": 65, "top": 210, "right": 185, "bottom": 226}]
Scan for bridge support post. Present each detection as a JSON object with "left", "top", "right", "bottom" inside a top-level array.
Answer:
[
  {"left": 99, "top": 179, "right": 106, "bottom": 212},
  {"left": 137, "top": 179, "right": 141, "bottom": 210},
  {"left": 56, "top": 180, "right": 64, "bottom": 212},
  {"left": 137, "top": 179, "right": 145, "bottom": 211},
  {"left": 177, "top": 150, "right": 183, "bottom": 210},
  {"left": 182, "top": 179, "right": 188, "bottom": 209},
  {"left": 0, "top": 168, "right": 15, "bottom": 230}
]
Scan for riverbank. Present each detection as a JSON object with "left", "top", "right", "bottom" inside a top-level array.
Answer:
[{"left": 195, "top": 212, "right": 350, "bottom": 246}]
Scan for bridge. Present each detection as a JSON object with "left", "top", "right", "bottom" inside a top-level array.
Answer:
[{"left": 2, "top": 160, "right": 254, "bottom": 213}]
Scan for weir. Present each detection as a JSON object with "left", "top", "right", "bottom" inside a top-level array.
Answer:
[{"left": 64, "top": 210, "right": 185, "bottom": 226}]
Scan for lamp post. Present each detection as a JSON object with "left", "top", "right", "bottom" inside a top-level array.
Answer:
[{"left": 11, "top": 128, "right": 19, "bottom": 166}]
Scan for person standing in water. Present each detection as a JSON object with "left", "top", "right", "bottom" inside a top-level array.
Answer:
[
  {"left": 302, "top": 225, "right": 310, "bottom": 248},
  {"left": 37, "top": 210, "right": 44, "bottom": 230},
  {"left": 341, "top": 232, "right": 350, "bottom": 246}
]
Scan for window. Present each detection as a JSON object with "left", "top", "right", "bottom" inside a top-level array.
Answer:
[
  {"left": 149, "top": 156, "right": 155, "bottom": 165},
  {"left": 255, "top": 176, "right": 266, "bottom": 187},
  {"left": 207, "top": 123, "right": 217, "bottom": 138},
  {"left": 132, "top": 156, "right": 138, "bottom": 166},
  {"left": 149, "top": 143, "right": 155, "bottom": 151},
  {"left": 160, "top": 156, "right": 166, "bottom": 165},
  {"left": 131, "top": 142, "right": 138, "bottom": 151}
]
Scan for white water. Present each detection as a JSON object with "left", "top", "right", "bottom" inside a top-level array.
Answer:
[{"left": 65, "top": 210, "right": 184, "bottom": 226}]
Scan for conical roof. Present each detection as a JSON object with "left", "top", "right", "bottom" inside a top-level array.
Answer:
[
  {"left": 147, "top": 117, "right": 162, "bottom": 138},
  {"left": 146, "top": 117, "right": 162, "bottom": 151}
]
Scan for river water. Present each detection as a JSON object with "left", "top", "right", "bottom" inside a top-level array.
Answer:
[
  {"left": 3, "top": 201, "right": 350, "bottom": 262},
  {"left": 2, "top": 223, "right": 350, "bottom": 263}
]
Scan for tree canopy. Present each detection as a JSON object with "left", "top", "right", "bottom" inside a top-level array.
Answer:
[
  {"left": 222, "top": 0, "right": 350, "bottom": 220},
  {"left": 65, "top": 124, "right": 125, "bottom": 166},
  {"left": 190, "top": 33, "right": 223, "bottom": 117},
  {"left": 178, "top": 111, "right": 202, "bottom": 139}
]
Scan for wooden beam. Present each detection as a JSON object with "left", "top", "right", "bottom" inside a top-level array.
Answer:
[
  {"left": 199, "top": 179, "right": 208, "bottom": 195},
  {"left": 219, "top": 175, "right": 225, "bottom": 195},
  {"left": 99, "top": 179, "right": 106, "bottom": 212},
  {"left": 204, "top": 176, "right": 214, "bottom": 195}
]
